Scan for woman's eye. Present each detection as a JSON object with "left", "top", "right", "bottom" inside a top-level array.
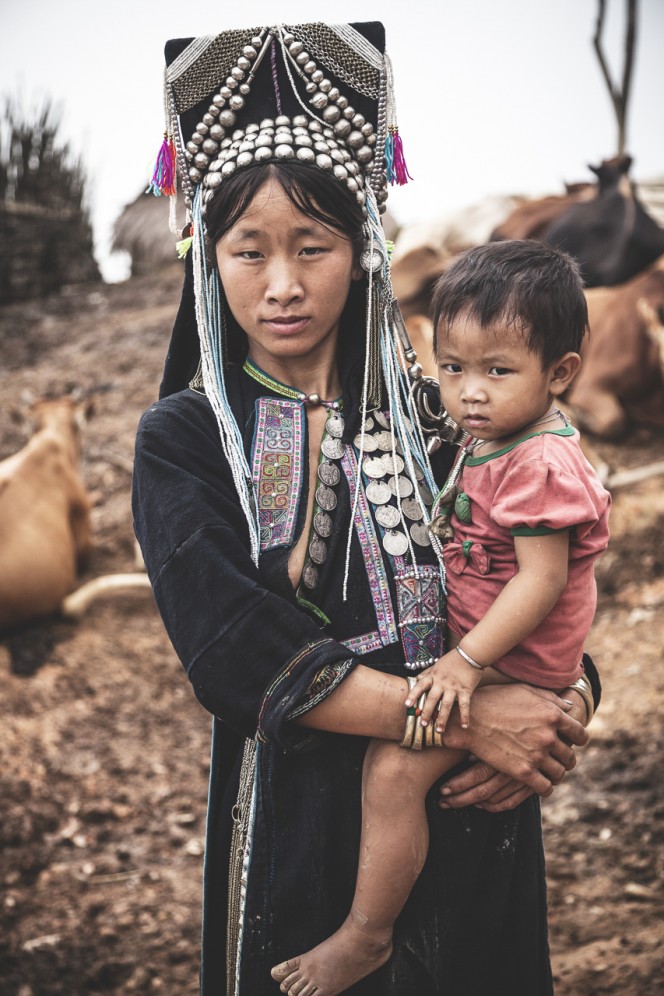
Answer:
[
  {"left": 300, "top": 246, "right": 327, "bottom": 256},
  {"left": 238, "top": 250, "right": 263, "bottom": 260}
]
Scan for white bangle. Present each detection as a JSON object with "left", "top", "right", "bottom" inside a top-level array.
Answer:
[{"left": 456, "top": 645, "right": 485, "bottom": 671}]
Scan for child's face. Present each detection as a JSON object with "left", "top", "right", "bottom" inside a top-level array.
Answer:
[{"left": 436, "top": 315, "right": 560, "bottom": 442}]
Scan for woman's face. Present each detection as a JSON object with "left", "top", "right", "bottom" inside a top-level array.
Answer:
[{"left": 215, "top": 178, "right": 361, "bottom": 373}]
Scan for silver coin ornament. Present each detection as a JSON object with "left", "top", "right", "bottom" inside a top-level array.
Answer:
[
  {"left": 366, "top": 480, "right": 392, "bottom": 505},
  {"left": 318, "top": 461, "right": 340, "bottom": 486},
  {"left": 360, "top": 244, "right": 384, "bottom": 274},
  {"left": 363, "top": 456, "right": 387, "bottom": 479},
  {"left": 401, "top": 497, "right": 424, "bottom": 521},
  {"left": 354, "top": 433, "right": 378, "bottom": 452},
  {"left": 313, "top": 511, "right": 333, "bottom": 537},
  {"left": 362, "top": 417, "right": 375, "bottom": 432},
  {"left": 302, "top": 563, "right": 319, "bottom": 589},
  {"left": 374, "top": 411, "right": 390, "bottom": 430},
  {"left": 326, "top": 415, "right": 345, "bottom": 438},
  {"left": 375, "top": 504, "right": 401, "bottom": 529},
  {"left": 381, "top": 453, "right": 405, "bottom": 476},
  {"left": 309, "top": 536, "right": 328, "bottom": 565},
  {"left": 383, "top": 529, "right": 409, "bottom": 556},
  {"left": 410, "top": 522, "right": 432, "bottom": 547},
  {"left": 389, "top": 475, "right": 413, "bottom": 498},
  {"left": 316, "top": 484, "right": 337, "bottom": 511},
  {"left": 321, "top": 437, "right": 344, "bottom": 460},
  {"left": 373, "top": 430, "right": 395, "bottom": 452}
]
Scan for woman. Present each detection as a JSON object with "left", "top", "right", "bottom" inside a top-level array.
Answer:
[{"left": 132, "top": 22, "right": 596, "bottom": 995}]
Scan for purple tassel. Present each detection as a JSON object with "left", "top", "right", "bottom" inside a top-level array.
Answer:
[
  {"left": 147, "top": 133, "right": 176, "bottom": 197},
  {"left": 391, "top": 128, "right": 412, "bottom": 186}
]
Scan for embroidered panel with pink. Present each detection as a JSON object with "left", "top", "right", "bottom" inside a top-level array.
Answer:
[{"left": 252, "top": 398, "right": 304, "bottom": 550}]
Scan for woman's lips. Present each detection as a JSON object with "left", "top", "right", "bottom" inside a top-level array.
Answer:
[{"left": 263, "top": 316, "right": 310, "bottom": 335}]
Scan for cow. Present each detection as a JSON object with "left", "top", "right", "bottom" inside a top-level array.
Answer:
[
  {"left": 490, "top": 183, "right": 595, "bottom": 241},
  {"left": 0, "top": 397, "right": 93, "bottom": 631},
  {"left": 565, "top": 254, "right": 664, "bottom": 438},
  {"left": 542, "top": 156, "right": 664, "bottom": 288}
]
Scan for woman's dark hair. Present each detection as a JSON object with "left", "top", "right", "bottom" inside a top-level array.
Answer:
[
  {"left": 431, "top": 240, "right": 589, "bottom": 368},
  {"left": 204, "top": 161, "right": 367, "bottom": 367}
]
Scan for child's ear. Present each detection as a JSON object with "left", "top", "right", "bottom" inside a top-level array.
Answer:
[{"left": 549, "top": 352, "right": 582, "bottom": 396}]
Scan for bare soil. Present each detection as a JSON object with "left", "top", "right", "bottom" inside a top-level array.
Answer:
[{"left": 1, "top": 271, "right": 663, "bottom": 995}]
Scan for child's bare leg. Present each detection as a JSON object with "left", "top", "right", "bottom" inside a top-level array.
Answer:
[{"left": 271, "top": 738, "right": 465, "bottom": 995}]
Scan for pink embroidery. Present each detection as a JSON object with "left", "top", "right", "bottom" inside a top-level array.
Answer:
[{"left": 252, "top": 399, "right": 304, "bottom": 550}]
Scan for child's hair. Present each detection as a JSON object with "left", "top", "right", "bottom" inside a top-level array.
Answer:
[{"left": 431, "top": 240, "right": 589, "bottom": 368}]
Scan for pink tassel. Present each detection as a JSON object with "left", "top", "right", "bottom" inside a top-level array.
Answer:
[
  {"left": 147, "top": 133, "right": 177, "bottom": 196},
  {"left": 391, "top": 128, "right": 412, "bottom": 186}
]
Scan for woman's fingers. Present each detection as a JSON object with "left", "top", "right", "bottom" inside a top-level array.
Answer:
[{"left": 439, "top": 762, "right": 536, "bottom": 811}]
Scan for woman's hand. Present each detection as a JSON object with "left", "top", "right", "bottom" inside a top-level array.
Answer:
[{"left": 438, "top": 683, "right": 588, "bottom": 810}]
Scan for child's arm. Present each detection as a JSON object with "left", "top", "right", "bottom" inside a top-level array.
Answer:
[{"left": 408, "top": 529, "right": 570, "bottom": 731}]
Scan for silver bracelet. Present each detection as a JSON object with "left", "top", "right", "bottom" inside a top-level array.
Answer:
[
  {"left": 456, "top": 644, "right": 485, "bottom": 671},
  {"left": 567, "top": 673, "right": 595, "bottom": 724}
]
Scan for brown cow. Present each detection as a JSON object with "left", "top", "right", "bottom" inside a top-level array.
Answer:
[
  {"left": 565, "top": 255, "right": 664, "bottom": 438},
  {"left": 0, "top": 397, "right": 93, "bottom": 631}
]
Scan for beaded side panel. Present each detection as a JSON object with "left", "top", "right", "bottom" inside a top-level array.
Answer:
[
  {"left": 287, "top": 23, "right": 381, "bottom": 97},
  {"left": 251, "top": 398, "right": 304, "bottom": 551},
  {"left": 395, "top": 566, "right": 445, "bottom": 670},
  {"left": 170, "top": 29, "right": 261, "bottom": 113},
  {"left": 341, "top": 447, "right": 398, "bottom": 647}
]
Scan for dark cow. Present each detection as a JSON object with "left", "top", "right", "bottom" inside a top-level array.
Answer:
[
  {"left": 491, "top": 183, "right": 595, "bottom": 242},
  {"left": 542, "top": 156, "right": 664, "bottom": 288}
]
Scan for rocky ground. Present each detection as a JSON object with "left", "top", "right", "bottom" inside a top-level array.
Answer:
[{"left": 1, "top": 271, "right": 663, "bottom": 994}]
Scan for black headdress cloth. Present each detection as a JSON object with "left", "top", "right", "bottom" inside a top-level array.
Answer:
[{"left": 159, "top": 22, "right": 385, "bottom": 402}]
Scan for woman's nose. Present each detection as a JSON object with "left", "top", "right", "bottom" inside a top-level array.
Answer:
[{"left": 265, "top": 260, "right": 304, "bottom": 304}]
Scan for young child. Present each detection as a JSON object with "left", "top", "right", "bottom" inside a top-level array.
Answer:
[{"left": 272, "top": 240, "right": 610, "bottom": 996}]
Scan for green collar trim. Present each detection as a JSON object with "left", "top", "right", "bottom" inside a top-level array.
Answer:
[{"left": 466, "top": 425, "right": 575, "bottom": 465}]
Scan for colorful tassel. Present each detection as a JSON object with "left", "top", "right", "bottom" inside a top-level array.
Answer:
[
  {"left": 385, "top": 127, "right": 413, "bottom": 186},
  {"left": 176, "top": 224, "right": 193, "bottom": 259},
  {"left": 147, "top": 132, "right": 177, "bottom": 196}
]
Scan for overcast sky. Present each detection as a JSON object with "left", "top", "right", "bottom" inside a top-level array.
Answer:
[{"left": 2, "top": 0, "right": 662, "bottom": 280}]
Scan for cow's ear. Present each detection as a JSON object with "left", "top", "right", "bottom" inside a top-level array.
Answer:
[{"left": 549, "top": 352, "right": 582, "bottom": 395}]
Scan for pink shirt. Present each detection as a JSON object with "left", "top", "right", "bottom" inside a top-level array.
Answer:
[{"left": 439, "top": 427, "right": 610, "bottom": 687}]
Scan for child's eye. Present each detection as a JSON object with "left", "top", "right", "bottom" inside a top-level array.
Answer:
[
  {"left": 440, "top": 363, "right": 462, "bottom": 374},
  {"left": 489, "top": 366, "right": 512, "bottom": 376}
]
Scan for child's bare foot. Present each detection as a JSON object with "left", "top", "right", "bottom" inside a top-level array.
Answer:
[{"left": 270, "top": 909, "right": 392, "bottom": 995}]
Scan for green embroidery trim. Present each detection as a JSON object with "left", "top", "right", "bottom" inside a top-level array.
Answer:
[
  {"left": 511, "top": 525, "right": 568, "bottom": 536},
  {"left": 462, "top": 540, "right": 473, "bottom": 559},
  {"left": 243, "top": 357, "right": 342, "bottom": 407},
  {"left": 466, "top": 425, "right": 575, "bottom": 465}
]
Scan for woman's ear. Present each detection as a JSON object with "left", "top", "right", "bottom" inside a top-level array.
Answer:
[
  {"left": 549, "top": 352, "right": 582, "bottom": 396},
  {"left": 351, "top": 259, "right": 364, "bottom": 282}
]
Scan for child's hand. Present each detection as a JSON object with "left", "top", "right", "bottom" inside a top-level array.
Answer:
[{"left": 405, "top": 648, "right": 484, "bottom": 732}]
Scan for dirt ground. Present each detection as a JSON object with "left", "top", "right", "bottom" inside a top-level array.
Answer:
[{"left": 1, "top": 270, "right": 663, "bottom": 995}]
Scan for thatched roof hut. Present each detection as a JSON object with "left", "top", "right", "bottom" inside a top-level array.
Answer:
[{"left": 112, "top": 192, "right": 185, "bottom": 277}]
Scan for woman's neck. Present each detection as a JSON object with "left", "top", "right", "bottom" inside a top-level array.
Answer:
[{"left": 247, "top": 349, "right": 342, "bottom": 402}]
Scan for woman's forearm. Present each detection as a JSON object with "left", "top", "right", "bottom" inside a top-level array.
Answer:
[{"left": 295, "top": 664, "right": 408, "bottom": 741}]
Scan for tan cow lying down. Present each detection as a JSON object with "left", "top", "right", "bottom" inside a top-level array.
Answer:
[
  {"left": 566, "top": 254, "right": 664, "bottom": 438},
  {"left": 0, "top": 398, "right": 93, "bottom": 631}
]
